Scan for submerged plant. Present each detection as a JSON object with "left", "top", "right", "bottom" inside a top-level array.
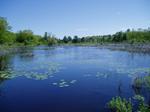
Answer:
[
  {"left": 144, "top": 75, "right": 150, "bottom": 89},
  {"left": 133, "top": 95, "right": 150, "bottom": 112},
  {"left": 132, "top": 75, "right": 150, "bottom": 93},
  {"left": 133, "top": 95, "right": 144, "bottom": 102},
  {"left": 138, "top": 102, "right": 150, "bottom": 112},
  {"left": 132, "top": 77, "right": 144, "bottom": 90},
  {"left": 108, "top": 96, "right": 132, "bottom": 112}
]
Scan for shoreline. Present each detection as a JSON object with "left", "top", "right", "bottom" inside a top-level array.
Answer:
[
  {"left": 0, "top": 43, "right": 150, "bottom": 55},
  {"left": 59, "top": 43, "right": 150, "bottom": 53}
]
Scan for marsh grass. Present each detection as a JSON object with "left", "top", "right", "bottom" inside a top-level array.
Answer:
[
  {"left": 108, "top": 95, "right": 150, "bottom": 112},
  {"left": 108, "top": 96, "right": 132, "bottom": 112}
]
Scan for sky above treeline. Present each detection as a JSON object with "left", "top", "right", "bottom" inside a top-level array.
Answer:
[{"left": 0, "top": 0, "right": 150, "bottom": 38}]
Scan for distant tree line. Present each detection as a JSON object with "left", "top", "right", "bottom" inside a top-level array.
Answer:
[
  {"left": 61, "top": 28, "right": 150, "bottom": 44},
  {"left": 0, "top": 16, "right": 150, "bottom": 46},
  {"left": 0, "top": 17, "right": 59, "bottom": 46}
]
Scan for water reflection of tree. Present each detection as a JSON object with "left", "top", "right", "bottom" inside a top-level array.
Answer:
[
  {"left": 0, "top": 55, "right": 11, "bottom": 96},
  {"left": 18, "top": 47, "right": 35, "bottom": 59},
  {"left": 117, "top": 80, "right": 123, "bottom": 97},
  {"left": 0, "top": 55, "right": 9, "bottom": 70}
]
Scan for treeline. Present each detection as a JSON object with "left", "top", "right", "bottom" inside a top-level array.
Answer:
[
  {"left": 1, "top": 16, "right": 150, "bottom": 46},
  {"left": 62, "top": 28, "right": 150, "bottom": 44},
  {"left": 0, "top": 17, "right": 59, "bottom": 46}
]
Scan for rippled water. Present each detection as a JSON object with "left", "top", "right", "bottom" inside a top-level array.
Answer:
[{"left": 0, "top": 46, "right": 150, "bottom": 112}]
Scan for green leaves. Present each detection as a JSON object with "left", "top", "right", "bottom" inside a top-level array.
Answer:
[
  {"left": 108, "top": 97, "right": 132, "bottom": 112},
  {"left": 108, "top": 95, "right": 150, "bottom": 112},
  {"left": 132, "top": 75, "right": 150, "bottom": 90}
]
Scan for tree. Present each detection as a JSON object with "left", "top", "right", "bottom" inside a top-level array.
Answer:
[
  {"left": 63, "top": 36, "right": 68, "bottom": 43},
  {"left": 72, "top": 35, "right": 79, "bottom": 43},
  {"left": 47, "top": 37, "right": 57, "bottom": 46},
  {"left": 16, "top": 30, "right": 35, "bottom": 45},
  {"left": 68, "top": 36, "right": 72, "bottom": 42},
  {"left": 126, "top": 29, "right": 130, "bottom": 32},
  {"left": 44, "top": 32, "right": 48, "bottom": 40},
  {"left": 81, "top": 37, "right": 85, "bottom": 42},
  {"left": 0, "top": 17, "right": 12, "bottom": 44}
]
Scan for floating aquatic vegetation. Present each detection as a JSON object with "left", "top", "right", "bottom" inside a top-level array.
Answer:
[
  {"left": 0, "top": 61, "right": 62, "bottom": 80},
  {"left": 70, "top": 80, "right": 77, "bottom": 84},
  {"left": 83, "top": 72, "right": 111, "bottom": 79},
  {"left": 128, "top": 68, "right": 150, "bottom": 75},
  {"left": 96, "top": 72, "right": 109, "bottom": 78},
  {"left": 52, "top": 79, "right": 77, "bottom": 88},
  {"left": 0, "top": 72, "right": 10, "bottom": 79},
  {"left": 143, "top": 75, "right": 150, "bottom": 89},
  {"left": 24, "top": 73, "right": 49, "bottom": 80},
  {"left": 52, "top": 82, "right": 57, "bottom": 85},
  {"left": 0, "top": 70, "right": 15, "bottom": 79},
  {"left": 74, "top": 59, "right": 103, "bottom": 65},
  {"left": 133, "top": 95, "right": 144, "bottom": 102},
  {"left": 132, "top": 75, "right": 150, "bottom": 94},
  {"left": 83, "top": 74, "right": 92, "bottom": 77},
  {"left": 116, "top": 68, "right": 127, "bottom": 74},
  {"left": 20, "top": 53, "right": 34, "bottom": 57},
  {"left": 115, "top": 67, "right": 150, "bottom": 78}
]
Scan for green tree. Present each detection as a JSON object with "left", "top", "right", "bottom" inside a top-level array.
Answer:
[
  {"left": 68, "top": 36, "right": 72, "bottom": 42},
  {"left": 63, "top": 36, "right": 68, "bottom": 43},
  {"left": 44, "top": 32, "right": 48, "bottom": 40},
  {"left": 72, "top": 35, "right": 79, "bottom": 43},
  {"left": 16, "top": 30, "right": 35, "bottom": 45},
  {"left": 0, "top": 17, "right": 12, "bottom": 44}
]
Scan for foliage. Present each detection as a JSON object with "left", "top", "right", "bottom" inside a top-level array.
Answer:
[
  {"left": 133, "top": 95, "right": 150, "bottom": 112},
  {"left": 108, "top": 96, "right": 150, "bottom": 112},
  {"left": 132, "top": 75, "right": 150, "bottom": 90},
  {"left": 0, "top": 17, "right": 15, "bottom": 44},
  {"left": 138, "top": 103, "right": 150, "bottom": 112},
  {"left": 61, "top": 28, "right": 150, "bottom": 44},
  {"left": 108, "top": 96, "right": 132, "bottom": 112},
  {"left": 1, "top": 16, "right": 150, "bottom": 46},
  {"left": 0, "top": 17, "right": 59, "bottom": 46},
  {"left": 42, "top": 32, "right": 58, "bottom": 46},
  {"left": 72, "top": 35, "right": 80, "bottom": 43},
  {"left": 132, "top": 77, "right": 144, "bottom": 89},
  {"left": 144, "top": 75, "right": 150, "bottom": 89}
]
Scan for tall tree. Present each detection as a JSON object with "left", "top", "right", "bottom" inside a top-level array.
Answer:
[
  {"left": 72, "top": 35, "right": 79, "bottom": 43},
  {"left": 0, "top": 17, "right": 12, "bottom": 44},
  {"left": 68, "top": 36, "right": 72, "bottom": 42},
  {"left": 63, "top": 36, "right": 68, "bottom": 43},
  {"left": 44, "top": 32, "right": 48, "bottom": 40}
]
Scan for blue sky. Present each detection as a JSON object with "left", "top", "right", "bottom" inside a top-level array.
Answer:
[{"left": 0, "top": 0, "right": 150, "bottom": 38}]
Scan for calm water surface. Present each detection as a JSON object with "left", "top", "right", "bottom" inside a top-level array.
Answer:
[{"left": 0, "top": 46, "right": 150, "bottom": 112}]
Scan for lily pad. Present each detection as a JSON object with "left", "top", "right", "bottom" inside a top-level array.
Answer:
[{"left": 51, "top": 79, "right": 77, "bottom": 88}]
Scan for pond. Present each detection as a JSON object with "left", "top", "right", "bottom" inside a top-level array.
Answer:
[{"left": 0, "top": 46, "right": 150, "bottom": 112}]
